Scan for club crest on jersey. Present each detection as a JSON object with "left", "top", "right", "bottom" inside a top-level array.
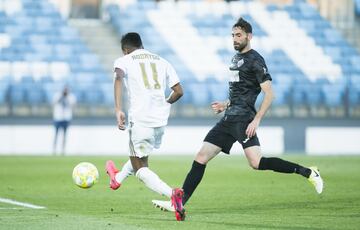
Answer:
[{"left": 237, "top": 59, "right": 244, "bottom": 67}]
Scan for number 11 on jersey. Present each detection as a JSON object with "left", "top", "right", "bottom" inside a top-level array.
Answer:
[{"left": 139, "top": 62, "right": 161, "bottom": 90}]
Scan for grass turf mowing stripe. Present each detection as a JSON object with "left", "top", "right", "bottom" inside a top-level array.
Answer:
[{"left": 0, "top": 197, "right": 46, "bottom": 209}]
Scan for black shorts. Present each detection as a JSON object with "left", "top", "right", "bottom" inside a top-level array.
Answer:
[{"left": 203, "top": 117, "right": 260, "bottom": 154}]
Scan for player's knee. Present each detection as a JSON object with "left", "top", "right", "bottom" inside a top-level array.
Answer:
[
  {"left": 248, "top": 159, "right": 260, "bottom": 170},
  {"left": 195, "top": 151, "right": 209, "bottom": 165}
]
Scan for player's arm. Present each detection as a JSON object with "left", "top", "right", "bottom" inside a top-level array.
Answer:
[
  {"left": 211, "top": 99, "right": 230, "bottom": 114},
  {"left": 246, "top": 80, "right": 274, "bottom": 137},
  {"left": 256, "top": 80, "right": 274, "bottom": 120},
  {"left": 166, "top": 83, "right": 183, "bottom": 104},
  {"left": 114, "top": 68, "right": 126, "bottom": 130}
]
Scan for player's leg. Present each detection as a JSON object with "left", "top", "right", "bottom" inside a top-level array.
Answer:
[
  {"left": 131, "top": 156, "right": 173, "bottom": 197},
  {"left": 181, "top": 142, "right": 221, "bottom": 205},
  {"left": 131, "top": 148, "right": 186, "bottom": 220},
  {"left": 238, "top": 119, "right": 312, "bottom": 176},
  {"left": 243, "top": 145, "right": 310, "bottom": 175},
  {"left": 238, "top": 119, "right": 323, "bottom": 193},
  {"left": 61, "top": 121, "right": 69, "bottom": 155},
  {"left": 128, "top": 124, "right": 173, "bottom": 198},
  {"left": 243, "top": 143, "right": 323, "bottom": 193},
  {"left": 152, "top": 120, "right": 234, "bottom": 212},
  {"left": 106, "top": 159, "right": 129, "bottom": 190},
  {"left": 115, "top": 160, "right": 134, "bottom": 184},
  {"left": 105, "top": 123, "right": 142, "bottom": 190},
  {"left": 131, "top": 124, "right": 185, "bottom": 220},
  {"left": 181, "top": 120, "right": 235, "bottom": 205},
  {"left": 53, "top": 121, "right": 60, "bottom": 154}
]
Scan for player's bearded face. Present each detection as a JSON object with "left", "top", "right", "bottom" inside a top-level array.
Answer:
[{"left": 232, "top": 27, "right": 250, "bottom": 52}]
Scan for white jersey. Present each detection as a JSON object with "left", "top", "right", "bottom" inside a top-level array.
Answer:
[
  {"left": 113, "top": 49, "right": 180, "bottom": 127},
  {"left": 52, "top": 92, "right": 76, "bottom": 122}
]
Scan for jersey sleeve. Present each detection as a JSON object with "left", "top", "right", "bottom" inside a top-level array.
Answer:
[
  {"left": 166, "top": 62, "right": 180, "bottom": 88},
  {"left": 253, "top": 60, "right": 272, "bottom": 84},
  {"left": 113, "top": 57, "right": 127, "bottom": 76}
]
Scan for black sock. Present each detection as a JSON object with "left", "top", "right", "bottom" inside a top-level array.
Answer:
[
  {"left": 182, "top": 160, "right": 206, "bottom": 205},
  {"left": 258, "top": 157, "right": 311, "bottom": 178}
]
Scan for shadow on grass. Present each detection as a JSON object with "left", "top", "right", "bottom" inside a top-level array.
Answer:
[
  {"left": 204, "top": 220, "right": 327, "bottom": 230},
  {"left": 190, "top": 198, "right": 334, "bottom": 214}
]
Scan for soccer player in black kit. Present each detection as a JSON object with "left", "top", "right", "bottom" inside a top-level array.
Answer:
[{"left": 152, "top": 17, "right": 324, "bottom": 215}]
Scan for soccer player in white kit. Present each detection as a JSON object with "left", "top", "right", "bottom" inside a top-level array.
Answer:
[{"left": 105, "top": 32, "right": 185, "bottom": 221}]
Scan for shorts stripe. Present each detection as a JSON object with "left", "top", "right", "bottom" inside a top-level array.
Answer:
[{"left": 129, "top": 128, "right": 136, "bottom": 157}]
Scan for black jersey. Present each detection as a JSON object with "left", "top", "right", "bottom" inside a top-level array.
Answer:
[{"left": 225, "top": 49, "right": 272, "bottom": 121}]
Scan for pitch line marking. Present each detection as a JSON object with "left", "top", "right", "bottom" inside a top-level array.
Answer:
[{"left": 0, "top": 197, "right": 46, "bottom": 209}]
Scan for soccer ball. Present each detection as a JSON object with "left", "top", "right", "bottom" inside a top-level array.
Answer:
[{"left": 72, "top": 162, "right": 99, "bottom": 188}]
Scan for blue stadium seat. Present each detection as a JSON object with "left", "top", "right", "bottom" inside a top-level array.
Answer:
[
  {"left": 322, "top": 84, "right": 345, "bottom": 107},
  {"left": 138, "top": 0, "right": 157, "bottom": 10},
  {"left": 292, "top": 86, "right": 306, "bottom": 105},
  {"left": 348, "top": 85, "right": 360, "bottom": 106},
  {"left": 208, "top": 82, "right": 228, "bottom": 102},
  {"left": 35, "top": 17, "right": 53, "bottom": 31},
  {"left": 83, "top": 88, "right": 103, "bottom": 104},
  {"left": 0, "top": 82, "right": 9, "bottom": 104},
  {"left": 59, "top": 26, "right": 79, "bottom": 42},
  {"left": 272, "top": 84, "right": 291, "bottom": 106},
  {"left": 187, "top": 82, "right": 210, "bottom": 106},
  {"left": 25, "top": 84, "right": 45, "bottom": 104},
  {"left": 54, "top": 44, "right": 73, "bottom": 61},
  {"left": 0, "top": 0, "right": 108, "bottom": 109},
  {"left": 43, "top": 82, "right": 65, "bottom": 103},
  {"left": 9, "top": 84, "right": 26, "bottom": 104},
  {"left": 79, "top": 54, "right": 102, "bottom": 71},
  {"left": 272, "top": 73, "right": 293, "bottom": 87},
  {"left": 99, "top": 83, "right": 114, "bottom": 105},
  {"left": 14, "top": 15, "right": 33, "bottom": 28},
  {"left": 304, "top": 84, "right": 323, "bottom": 106},
  {"left": 29, "top": 34, "right": 48, "bottom": 45}
]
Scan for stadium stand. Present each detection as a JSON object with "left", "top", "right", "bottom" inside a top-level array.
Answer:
[
  {"left": 105, "top": 0, "right": 360, "bottom": 117},
  {"left": 0, "top": 0, "right": 108, "bottom": 114},
  {"left": 1, "top": 0, "right": 360, "bottom": 118}
]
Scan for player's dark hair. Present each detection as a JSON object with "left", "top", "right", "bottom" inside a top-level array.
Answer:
[
  {"left": 121, "top": 32, "right": 143, "bottom": 50},
  {"left": 232, "top": 17, "right": 252, "bottom": 34}
]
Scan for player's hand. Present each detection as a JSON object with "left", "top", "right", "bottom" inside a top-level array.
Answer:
[
  {"left": 211, "top": 101, "right": 226, "bottom": 114},
  {"left": 115, "top": 110, "right": 126, "bottom": 130},
  {"left": 246, "top": 117, "right": 260, "bottom": 138}
]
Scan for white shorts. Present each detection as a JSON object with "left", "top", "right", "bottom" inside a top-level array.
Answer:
[{"left": 128, "top": 122, "right": 165, "bottom": 158}]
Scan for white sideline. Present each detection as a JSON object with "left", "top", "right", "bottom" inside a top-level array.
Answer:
[{"left": 0, "top": 197, "right": 46, "bottom": 209}]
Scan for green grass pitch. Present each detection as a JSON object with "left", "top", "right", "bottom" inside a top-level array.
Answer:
[{"left": 0, "top": 155, "right": 359, "bottom": 230}]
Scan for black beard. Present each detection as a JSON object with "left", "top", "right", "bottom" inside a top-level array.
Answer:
[{"left": 234, "top": 41, "right": 247, "bottom": 52}]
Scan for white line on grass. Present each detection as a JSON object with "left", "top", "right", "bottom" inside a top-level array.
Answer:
[{"left": 0, "top": 197, "right": 46, "bottom": 209}]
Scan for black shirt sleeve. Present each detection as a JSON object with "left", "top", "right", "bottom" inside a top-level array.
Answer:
[{"left": 253, "top": 60, "right": 272, "bottom": 84}]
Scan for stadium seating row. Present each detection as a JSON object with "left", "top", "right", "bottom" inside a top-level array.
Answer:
[
  {"left": 1, "top": 0, "right": 360, "bottom": 115},
  {"left": 0, "top": 0, "right": 109, "bottom": 108},
  {"left": 104, "top": 1, "right": 360, "bottom": 108}
]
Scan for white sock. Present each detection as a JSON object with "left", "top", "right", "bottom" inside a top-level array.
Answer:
[
  {"left": 135, "top": 167, "right": 172, "bottom": 198},
  {"left": 115, "top": 160, "right": 134, "bottom": 184}
]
